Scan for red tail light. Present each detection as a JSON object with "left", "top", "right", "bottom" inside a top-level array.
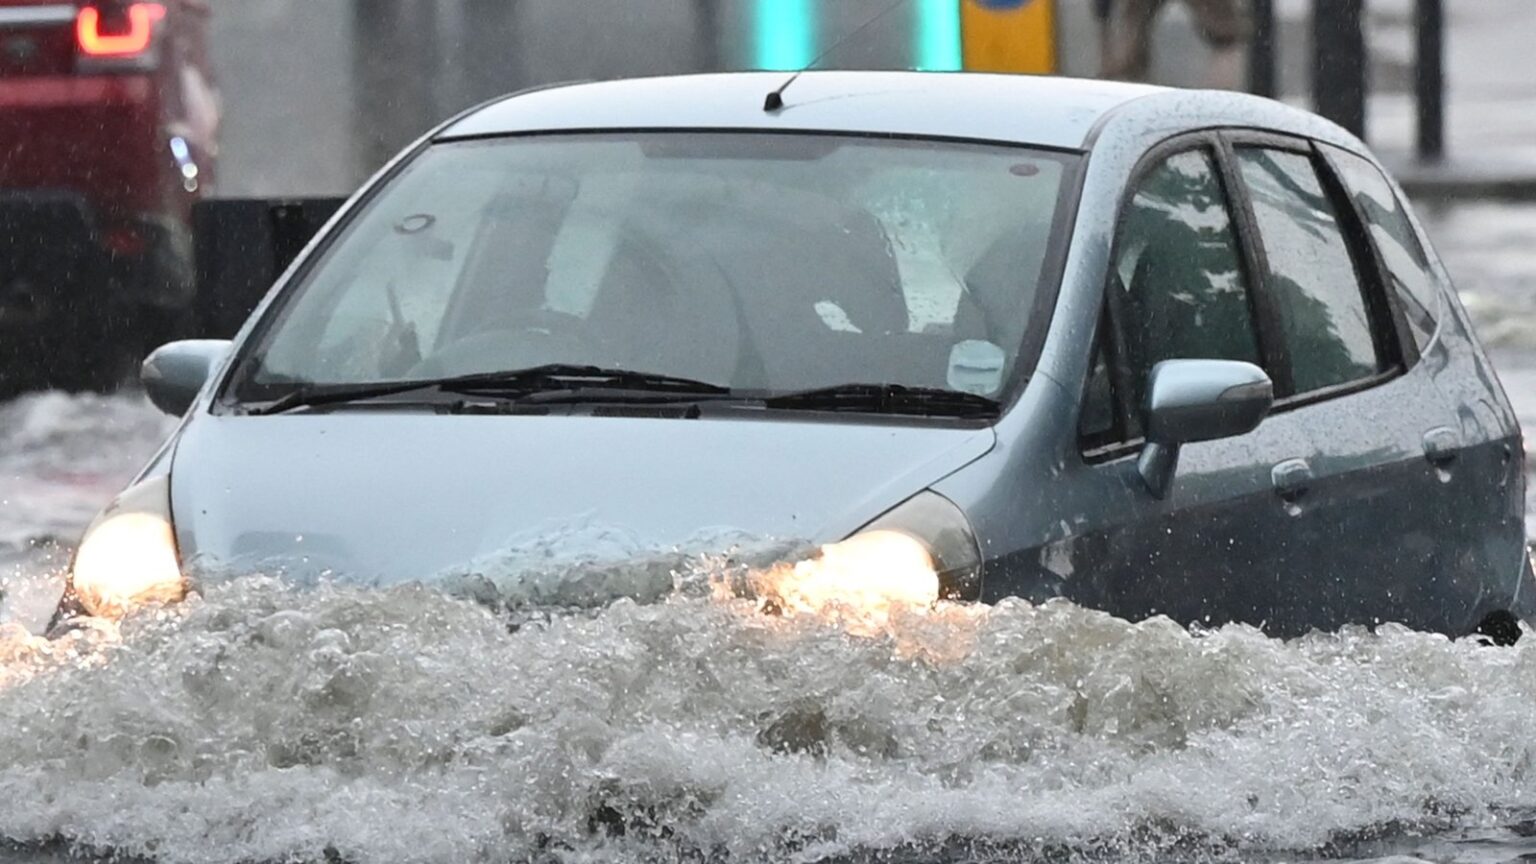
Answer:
[{"left": 76, "top": 3, "right": 165, "bottom": 58}]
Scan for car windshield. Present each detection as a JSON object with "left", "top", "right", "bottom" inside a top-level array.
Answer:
[{"left": 232, "top": 133, "right": 1078, "bottom": 406}]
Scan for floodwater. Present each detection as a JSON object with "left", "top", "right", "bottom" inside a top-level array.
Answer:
[{"left": 0, "top": 204, "right": 1532, "bottom": 864}]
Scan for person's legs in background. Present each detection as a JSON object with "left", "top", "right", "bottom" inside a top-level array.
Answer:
[
  {"left": 1100, "top": 0, "right": 1252, "bottom": 89},
  {"left": 1184, "top": 0, "right": 1251, "bottom": 89},
  {"left": 1100, "top": 0, "right": 1166, "bottom": 82}
]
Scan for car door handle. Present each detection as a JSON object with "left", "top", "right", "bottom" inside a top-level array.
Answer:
[
  {"left": 1271, "top": 458, "right": 1313, "bottom": 503},
  {"left": 1423, "top": 426, "right": 1460, "bottom": 466}
]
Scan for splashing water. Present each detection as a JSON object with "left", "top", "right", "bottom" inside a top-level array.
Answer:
[
  {"left": 732, "top": 531, "right": 942, "bottom": 638},
  {"left": 0, "top": 567, "right": 1535, "bottom": 864}
]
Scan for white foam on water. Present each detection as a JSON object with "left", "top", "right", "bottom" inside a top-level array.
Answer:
[{"left": 1, "top": 574, "right": 1535, "bottom": 864}]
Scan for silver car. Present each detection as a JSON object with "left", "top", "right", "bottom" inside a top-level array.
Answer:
[{"left": 58, "top": 72, "right": 1533, "bottom": 640}]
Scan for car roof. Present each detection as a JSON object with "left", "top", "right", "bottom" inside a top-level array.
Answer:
[
  {"left": 438, "top": 71, "right": 1169, "bottom": 151},
  {"left": 438, "top": 70, "right": 1368, "bottom": 162}
]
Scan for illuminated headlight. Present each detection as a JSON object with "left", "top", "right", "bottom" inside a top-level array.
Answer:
[
  {"left": 856, "top": 490, "right": 983, "bottom": 602},
  {"left": 744, "top": 491, "right": 983, "bottom": 625},
  {"left": 69, "top": 475, "right": 185, "bottom": 619},
  {"left": 758, "top": 529, "right": 941, "bottom": 617}
]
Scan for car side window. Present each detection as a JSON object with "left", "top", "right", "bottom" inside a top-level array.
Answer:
[
  {"left": 1235, "top": 147, "right": 1386, "bottom": 395},
  {"left": 1322, "top": 146, "right": 1441, "bottom": 351},
  {"left": 1111, "top": 147, "right": 1262, "bottom": 439}
]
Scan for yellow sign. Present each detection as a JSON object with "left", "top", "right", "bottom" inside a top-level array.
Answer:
[{"left": 962, "top": 0, "right": 1057, "bottom": 75}]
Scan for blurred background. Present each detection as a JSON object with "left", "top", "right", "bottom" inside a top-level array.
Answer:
[{"left": 204, "top": 0, "right": 1527, "bottom": 196}]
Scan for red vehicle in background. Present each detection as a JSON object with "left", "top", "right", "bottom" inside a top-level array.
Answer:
[{"left": 0, "top": 0, "right": 218, "bottom": 393}]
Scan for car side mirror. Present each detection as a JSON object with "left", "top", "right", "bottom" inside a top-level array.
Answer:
[
  {"left": 1137, "top": 359, "right": 1273, "bottom": 499},
  {"left": 140, "top": 340, "right": 232, "bottom": 416}
]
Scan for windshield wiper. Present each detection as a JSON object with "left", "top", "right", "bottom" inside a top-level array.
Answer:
[
  {"left": 243, "top": 364, "right": 732, "bottom": 416},
  {"left": 242, "top": 380, "right": 453, "bottom": 416},
  {"left": 761, "top": 383, "right": 1001, "bottom": 418},
  {"left": 443, "top": 364, "right": 731, "bottom": 399}
]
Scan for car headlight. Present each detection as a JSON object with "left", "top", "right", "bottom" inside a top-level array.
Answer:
[
  {"left": 857, "top": 490, "right": 983, "bottom": 602},
  {"left": 754, "top": 529, "right": 941, "bottom": 620},
  {"left": 744, "top": 491, "right": 983, "bottom": 626},
  {"left": 69, "top": 475, "right": 185, "bottom": 619}
]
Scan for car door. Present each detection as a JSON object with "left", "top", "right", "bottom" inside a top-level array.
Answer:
[
  {"left": 1321, "top": 144, "right": 1528, "bottom": 632},
  {"left": 1062, "top": 136, "right": 1313, "bottom": 631},
  {"left": 1224, "top": 135, "right": 1471, "bottom": 635}
]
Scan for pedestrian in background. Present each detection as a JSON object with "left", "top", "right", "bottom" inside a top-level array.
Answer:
[{"left": 1096, "top": 0, "right": 1249, "bottom": 90}]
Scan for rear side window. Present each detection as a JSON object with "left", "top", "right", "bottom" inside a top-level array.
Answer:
[
  {"left": 1235, "top": 148, "right": 1384, "bottom": 395},
  {"left": 1111, "top": 148, "right": 1261, "bottom": 438},
  {"left": 1323, "top": 146, "right": 1441, "bottom": 351}
]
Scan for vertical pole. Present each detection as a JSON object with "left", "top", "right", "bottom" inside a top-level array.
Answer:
[
  {"left": 1415, "top": 0, "right": 1445, "bottom": 161},
  {"left": 693, "top": 0, "right": 721, "bottom": 71},
  {"left": 1248, "top": 0, "right": 1276, "bottom": 97},
  {"left": 352, "top": 0, "right": 440, "bottom": 173},
  {"left": 350, "top": 0, "right": 391, "bottom": 175},
  {"left": 1311, "top": 0, "right": 1366, "bottom": 138},
  {"left": 454, "top": 0, "right": 527, "bottom": 102}
]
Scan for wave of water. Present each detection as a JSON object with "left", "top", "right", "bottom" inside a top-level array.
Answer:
[{"left": 1, "top": 573, "right": 1535, "bottom": 864}]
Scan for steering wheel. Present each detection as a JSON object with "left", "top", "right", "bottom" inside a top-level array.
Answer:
[{"left": 409, "top": 308, "right": 596, "bottom": 379}]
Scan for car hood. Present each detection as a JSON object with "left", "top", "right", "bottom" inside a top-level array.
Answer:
[{"left": 170, "top": 412, "right": 995, "bottom": 590}]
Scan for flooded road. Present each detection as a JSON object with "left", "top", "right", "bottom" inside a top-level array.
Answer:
[
  {"left": 0, "top": 203, "right": 1533, "bottom": 864},
  {"left": 6, "top": 579, "right": 1536, "bottom": 864}
]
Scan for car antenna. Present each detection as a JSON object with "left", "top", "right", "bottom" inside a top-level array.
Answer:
[{"left": 763, "top": 0, "right": 912, "bottom": 113}]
